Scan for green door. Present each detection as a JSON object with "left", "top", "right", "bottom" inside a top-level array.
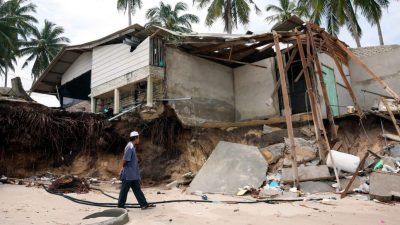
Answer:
[{"left": 322, "top": 65, "right": 339, "bottom": 117}]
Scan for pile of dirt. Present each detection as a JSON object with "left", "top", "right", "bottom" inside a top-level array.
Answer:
[
  {"left": 335, "top": 115, "right": 395, "bottom": 157},
  {"left": 1, "top": 99, "right": 393, "bottom": 185},
  {"left": 48, "top": 175, "right": 90, "bottom": 194}
]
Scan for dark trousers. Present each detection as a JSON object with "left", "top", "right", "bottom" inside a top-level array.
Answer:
[{"left": 118, "top": 180, "right": 148, "bottom": 208}]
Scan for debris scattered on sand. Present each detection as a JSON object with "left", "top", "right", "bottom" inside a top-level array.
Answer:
[{"left": 49, "top": 175, "right": 90, "bottom": 194}]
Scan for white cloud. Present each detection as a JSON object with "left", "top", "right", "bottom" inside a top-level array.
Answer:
[{"left": 1, "top": 0, "right": 399, "bottom": 106}]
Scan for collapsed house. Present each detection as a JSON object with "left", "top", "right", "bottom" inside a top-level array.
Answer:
[
  {"left": 29, "top": 17, "right": 400, "bottom": 187},
  {"left": 31, "top": 17, "right": 399, "bottom": 125}
]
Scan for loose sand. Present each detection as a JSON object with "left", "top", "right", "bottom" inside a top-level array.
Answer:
[{"left": 1, "top": 184, "right": 399, "bottom": 225}]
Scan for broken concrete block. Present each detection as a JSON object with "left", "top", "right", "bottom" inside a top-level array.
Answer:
[
  {"left": 165, "top": 180, "right": 179, "bottom": 190},
  {"left": 370, "top": 172, "right": 400, "bottom": 202},
  {"left": 263, "top": 125, "right": 273, "bottom": 134},
  {"left": 283, "top": 158, "right": 293, "bottom": 167},
  {"left": 260, "top": 143, "right": 285, "bottom": 164},
  {"left": 382, "top": 133, "right": 400, "bottom": 142},
  {"left": 281, "top": 165, "right": 330, "bottom": 184},
  {"left": 189, "top": 141, "right": 268, "bottom": 195},
  {"left": 300, "top": 126, "right": 315, "bottom": 137},
  {"left": 305, "top": 159, "right": 320, "bottom": 166},
  {"left": 284, "top": 138, "right": 317, "bottom": 163},
  {"left": 300, "top": 181, "right": 333, "bottom": 193},
  {"left": 339, "top": 177, "right": 363, "bottom": 191},
  {"left": 390, "top": 144, "right": 400, "bottom": 158}
]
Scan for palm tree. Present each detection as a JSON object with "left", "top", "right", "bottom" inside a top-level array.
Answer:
[
  {"left": 265, "top": 0, "right": 308, "bottom": 25},
  {"left": 298, "top": 0, "right": 360, "bottom": 45},
  {"left": 298, "top": 0, "right": 389, "bottom": 47},
  {"left": 19, "top": 19, "right": 69, "bottom": 86},
  {"left": 193, "top": 0, "right": 261, "bottom": 34},
  {"left": 145, "top": 1, "right": 199, "bottom": 33},
  {"left": 0, "top": 0, "right": 37, "bottom": 87},
  {"left": 0, "top": 0, "right": 17, "bottom": 87},
  {"left": 361, "top": 0, "right": 389, "bottom": 46},
  {"left": 117, "top": 0, "right": 142, "bottom": 26}
]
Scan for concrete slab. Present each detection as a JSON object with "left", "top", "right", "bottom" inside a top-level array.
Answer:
[
  {"left": 370, "top": 172, "right": 400, "bottom": 202},
  {"left": 340, "top": 177, "right": 363, "bottom": 191},
  {"left": 390, "top": 144, "right": 400, "bottom": 158},
  {"left": 300, "top": 181, "right": 333, "bottom": 193},
  {"left": 188, "top": 141, "right": 268, "bottom": 195},
  {"left": 281, "top": 165, "right": 331, "bottom": 183}
]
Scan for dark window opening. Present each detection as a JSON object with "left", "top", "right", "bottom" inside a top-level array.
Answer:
[
  {"left": 150, "top": 37, "right": 165, "bottom": 67},
  {"left": 277, "top": 47, "right": 312, "bottom": 115},
  {"left": 58, "top": 71, "right": 91, "bottom": 108}
]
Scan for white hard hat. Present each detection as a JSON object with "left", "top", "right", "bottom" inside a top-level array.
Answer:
[{"left": 130, "top": 131, "right": 139, "bottom": 137}]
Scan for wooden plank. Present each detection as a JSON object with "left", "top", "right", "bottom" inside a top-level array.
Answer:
[
  {"left": 332, "top": 141, "right": 343, "bottom": 151},
  {"left": 295, "top": 35, "right": 325, "bottom": 161},
  {"left": 382, "top": 98, "right": 400, "bottom": 136},
  {"left": 271, "top": 47, "right": 299, "bottom": 97},
  {"left": 195, "top": 54, "right": 268, "bottom": 68},
  {"left": 257, "top": 42, "right": 275, "bottom": 53},
  {"left": 284, "top": 47, "right": 298, "bottom": 73},
  {"left": 335, "top": 40, "right": 400, "bottom": 101},
  {"left": 306, "top": 25, "right": 338, "bottom": 140},
  {"left": 200, "top": 113, "right": 312, "bottom": 129},
  {"left": 332, "top": 55, "right": 363, "bottom": 116},
  {"left": 294, "top": 56, "right": 315, "bottom": 83},
  {"left": 370, "top": 111, "right": 400, "bottom": 125},
  {"left": 271, "top": 78, "right": 281, "bottom": 97},
  {"left": 273, "top": 31, "right": 300, "bottom": 188},
  {"left": 341, "top": 151, "right": 369, "bottom": 199},
  {"left": 320, "top": 33, "right": 363, "bottom": 116}
]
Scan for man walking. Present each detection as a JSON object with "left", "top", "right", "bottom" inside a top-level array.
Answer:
[{"left": 118, "top": 131, "right": 155, "bottom": 209}]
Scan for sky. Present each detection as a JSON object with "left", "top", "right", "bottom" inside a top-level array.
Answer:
[{"left": 1, "top": 0, "right": 400, "bottom": 107}]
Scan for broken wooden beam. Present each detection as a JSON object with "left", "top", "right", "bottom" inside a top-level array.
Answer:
[
  {"left": 306, "top": 25, "right": 338, "bottom": 140},
  {"left": 273, "top": 31, "right": 300, "bottom": 188},
  {"left": 199, "top": 113, "right": 312, "bottom": 129},
  {"left": 335, "top": 40, "right": 400, "bottom": 102},
  {"left": 196, "top": 54, "right": 268, "bottom": 69},
  {"left": 381, "top": 98, "right": 400, "bottom": 136},
  {"left": 295, "top": 35, "right": 325, "bottom": 161},
  {"left": 341, "top": 151, "right": 369, "bottom": 199}
]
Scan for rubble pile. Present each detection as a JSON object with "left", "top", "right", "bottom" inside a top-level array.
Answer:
[
  {"left": 186, "top": 115, "right": 400, "bottom": 203},
  {"left": 49, "top": 175, "right": 90, "bottom": 194}
]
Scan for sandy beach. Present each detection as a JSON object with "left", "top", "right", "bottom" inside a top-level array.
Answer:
[{"left": 1, "top": 183, "right": 399, "bottom": 225}]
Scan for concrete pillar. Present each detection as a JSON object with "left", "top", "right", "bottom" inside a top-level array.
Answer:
[
  {"left": 114, "top": 88, "right": 120, "bottom": 114},
  {"left": 91, "top": 97, "right": 97, "bottom": 113},
  {"left": 146, "top": 75, "right": 154, "bottom": 107}
]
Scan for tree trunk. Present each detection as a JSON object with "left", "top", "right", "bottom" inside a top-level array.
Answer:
[
  {"left": 4, "top": 68, "right": 7, "bottom": 87},
  {"left": 354, "top": 33, "right": 361, "bottom": 48},
  {"left": 377, "top": 20, "right": 384, "bottom": 46},
  {"left": 11, "top": 77, "right": 34, "bottom": 101},
  {"left": 28, "top": 76, "right": 37, "bottom": 96},
  {"left": 225, "top": 0, "right": 233, "bottom": 34},
  {"left": 344, "top": 6, "right": 361, "bottom": 48},
  {"left": 127, "top": 4, "right": 132, "bottom": 26}
]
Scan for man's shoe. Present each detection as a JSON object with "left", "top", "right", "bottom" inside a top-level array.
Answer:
[{"left": 141, "top": 204, "right": 156, "bottom": 210}]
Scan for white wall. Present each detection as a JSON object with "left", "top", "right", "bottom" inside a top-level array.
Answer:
[
  {"left": 233, "top": 58, "right": 278, "bottom": 121},
  {"left": 166, "top": 47, "right": 235, "bottom": 125},
  {"left": 61, "top": 52, "right": 92, "bottom": 85},
  {"left": 91, "top": 37, "right": 150, "bottom": 88},
  {"left": 349, "top": 45, "right": 400, "bottom": 110},
  {"left": 316, "top": 53, "right": 353, "bottom": 117}
]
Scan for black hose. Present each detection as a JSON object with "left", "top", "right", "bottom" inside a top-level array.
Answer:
[
  {"left": 91, "top": 187, "right": 119, "bottom": 200},
  {"left": 43, "top": 185, "right": 327, "bottom": 209}
]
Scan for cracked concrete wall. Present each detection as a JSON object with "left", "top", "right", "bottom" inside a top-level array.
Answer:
[
  {"left": 233, "top": 58, "right": 279, "bottom": 121},
  {"left": 349, "top": 45, "right": 400, "bottom": 110},
  {"left": 165, "top": 47, "right": 235, "bottom": 125}
]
